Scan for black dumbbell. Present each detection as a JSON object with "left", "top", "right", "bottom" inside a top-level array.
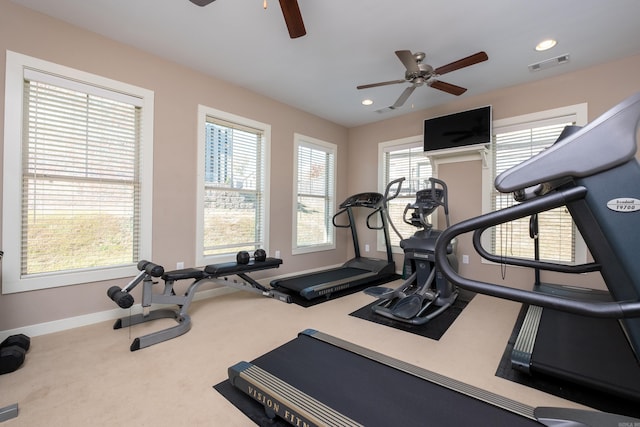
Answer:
[
  {"left": 254, "top": 249, "right": 267, "bottom": 262},
  {"left": 0, "top": 334, "right": 30, "bottom": 375},
  {"left": 236, "top": 250, "right": 251, "bottom": 264},
  {"left": 236, "top": 249, "right": 267, "bottom": 265},
  {"left": 0, "top": 346, "right": 25, "bottom": 375},
  {"left": 107, "top": 286, "right": 135, "bottom": 309},
  {"left": 1, "top": 334, "right": 30, "bottom": 352}
]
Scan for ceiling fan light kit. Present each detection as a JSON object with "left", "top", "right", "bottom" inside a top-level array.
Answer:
[{"left": 357, "top": 50, "right": 489, "bottom": 112}]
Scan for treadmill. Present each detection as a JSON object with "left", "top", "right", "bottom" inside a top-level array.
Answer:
[
  {"left": 224, "top": 96, "right": 640, "bottom": 427},
  {"left": 271, "top": 178, "right": 404, "bottom": 300},
  {"left": 228, "top": 330, "right": 639, "bottom": 426},
  {"left": 434, "top": 93, "right": 640, "bottom": 400}
]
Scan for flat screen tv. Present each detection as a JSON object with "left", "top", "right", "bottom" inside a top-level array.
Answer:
[{"left": 424, "top": 105, "right": 492, "bottom": 153}]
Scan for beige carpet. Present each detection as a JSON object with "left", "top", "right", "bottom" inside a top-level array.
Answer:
[{"left": 1, "top": 283, "right": 586, "bottom": 426}]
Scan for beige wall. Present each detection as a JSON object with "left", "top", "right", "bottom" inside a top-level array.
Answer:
[
  {"left": 2, "top": 0, "right": 640, "bottom": 332},
  {"left": 0, "top": 1, "right": 349, "bottom": 330}
]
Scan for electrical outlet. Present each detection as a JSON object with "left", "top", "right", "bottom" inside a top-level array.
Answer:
[
  {"left": 275, "top": 250, "right": 281, "bottom": 258},
  {"left": 365, "top": 244, "right": 370, "bottom": 252},
  {"left": 176, "top": 261, "right": 184, "bottom": 269},
  {"left": 462, "top": 255, "right": 469, "bottom": 264}
]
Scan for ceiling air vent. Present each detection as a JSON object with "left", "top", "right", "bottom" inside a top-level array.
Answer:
[{"left": 528, "top": 54, "right": 570, "bottom": 72}]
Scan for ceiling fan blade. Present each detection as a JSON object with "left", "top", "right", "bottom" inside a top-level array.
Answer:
[
  {"left": 279, "top": 0, "right": 306, "bottom": 38},
  {"left": 357, "top": 79, "right": 406, "bottom": 90},
  {"left": 189, "top": 0, "right": 216, "bottom": 6},
  {"left": 391, "top": 85, "right": 416, "bottom": 108},
  {"left": 429, "top": 80, "right": 467, "bottom": 96},
  {"left": 395, "top": 50, "right": 419, "bottom": 73},
  {"left": 375, "top": 106, "right": 396, "bottom": 114},
  {"left": 434, "top": 51, "right": 488, "bottom": 75}
]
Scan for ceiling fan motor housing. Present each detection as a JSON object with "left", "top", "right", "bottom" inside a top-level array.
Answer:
[{"left": 406, "top": 63, "right": 434, "bottom": 85}]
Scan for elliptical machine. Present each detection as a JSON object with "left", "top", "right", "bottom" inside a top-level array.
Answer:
[{"left": 364, "top": 178, "right": 458, "bottom": 325}]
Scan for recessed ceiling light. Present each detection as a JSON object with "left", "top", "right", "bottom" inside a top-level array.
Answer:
[
  {"left": 362, "top": 99, "right": 373, "bottom": 106},
  {"left": 535, "top": 39, "right": 557, "bottom": 51}
]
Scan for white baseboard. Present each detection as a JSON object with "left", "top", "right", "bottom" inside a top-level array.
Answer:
[
  {"left": 0, "top": 286, "right": 237, "bottom": 342},
  {"left": 0, "top": 263, "right": 351, "bottom": 341}
]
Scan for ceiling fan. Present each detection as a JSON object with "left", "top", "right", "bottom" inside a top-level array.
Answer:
[
  {"left": 189, "top": 0, "right": 306, "bottom": 39},
  {"left": 357, "top": 50, "right": 488, "bottom": 112}
]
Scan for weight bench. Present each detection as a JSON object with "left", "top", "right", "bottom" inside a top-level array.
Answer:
[{"left": 108, "top": 258, "right": 289, "bottom": 351}]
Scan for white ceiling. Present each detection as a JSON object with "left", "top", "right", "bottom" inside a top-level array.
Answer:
[{"left": 11, "top": 0, "right": 640, "bottom": 128}]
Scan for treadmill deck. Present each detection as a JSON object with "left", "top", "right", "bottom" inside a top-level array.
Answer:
[{"left": 230, "top": 330, "right": 543, "bottom": 427}]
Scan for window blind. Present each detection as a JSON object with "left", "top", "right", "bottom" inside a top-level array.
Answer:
[
  {"left": 22, "top": 77, "right": 141, "bottom": 275},
  {"left": 492, "top": 120, "right": 575, "bottom": 262},
  {"left": 295, "top": 141, "right": 335, "bottom": 248},
  {"left": 203, "top": 117, "right": 265, "bottom": 255},
  {"left": 383, "top": 144, "right": 432, "bottom": 246}
]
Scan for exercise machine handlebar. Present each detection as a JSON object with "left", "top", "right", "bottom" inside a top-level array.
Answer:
[
  {"left": 331, "top": 177, "right": 405, "bottom": 229},
  {"left": 365, "top": 208, "right": 384, "bottom": 230},
  {"left": 434, "top": 185, "right": 640, "bottom": 319},
  {"left": 383, "top": 177, "right": 405, "bottom": 202}
]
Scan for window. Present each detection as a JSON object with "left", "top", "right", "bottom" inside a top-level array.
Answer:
[
  {"left": 379, "top": 136, "right": 433, "bottom": 251},
  {"left": 488, "top": 104, "right": 588, "bottom": 264},
  {"left": 196, "top": 106, "right": 269, "bottom": 265},
  {"left": 293, "top": 134, "right": 336, "bottom": 254},
  {"left": 3, "top": 51, "right": 154, "bottom": 293}
]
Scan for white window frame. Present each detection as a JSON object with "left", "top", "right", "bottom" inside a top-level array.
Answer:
[
  {"left": 2, "top": 51, "right": 154, "bottom": 293},
  {"left": 482, "top": 103, "right": 589, "bottom": 265},
  {"left": 292, "top": 134, "right": 336, "bottom": 255},
  {"left": 195, "top": 105, "right": 270, "bottom": 266},
  {"left": 377, "top": 135, "right": 433, "bottom": 254}
]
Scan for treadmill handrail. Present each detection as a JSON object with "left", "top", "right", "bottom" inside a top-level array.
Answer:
[
  {"left": 332, "top": 176, "right": 405, "bottom": 229},
  {"left": 434, "top": 185, "right": 640, "bottom": 319},
  {"left": 332, "top": 207, "right": 352, "bottom": 228},
  {"left": 365, "top": 208, "right": 384, "bottom": 230}
]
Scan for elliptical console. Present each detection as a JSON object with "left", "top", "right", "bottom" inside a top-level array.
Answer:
[{"left": 404, "top": 187, "right": 446, "bottom": 229}]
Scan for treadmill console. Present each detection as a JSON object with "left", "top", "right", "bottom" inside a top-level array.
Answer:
[{"left": 339, "top": 192, "right": 383, "bottom": 209}]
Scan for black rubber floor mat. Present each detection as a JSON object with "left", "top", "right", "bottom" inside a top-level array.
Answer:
[
  {"left": 213, "top": 380, "right": 290, "bottom": 427},
  {"left": 349, "top": 288, "right": 475, "bottom": 340}
]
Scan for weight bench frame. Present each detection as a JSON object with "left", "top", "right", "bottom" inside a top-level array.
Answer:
[{"left": 112, "top": 258, "right": 289, "bottom": 351}]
